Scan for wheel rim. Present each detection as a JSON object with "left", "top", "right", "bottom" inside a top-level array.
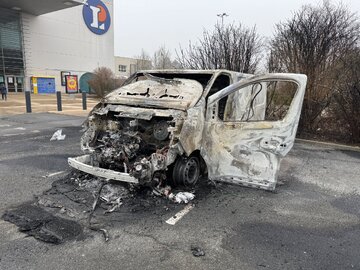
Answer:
[{"left": 183, "top": 157, "right": 199, "bottom": 186}]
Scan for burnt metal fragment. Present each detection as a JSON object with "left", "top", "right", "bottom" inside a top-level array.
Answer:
[{"left": 191, "top": 246, "right": 206, "bottom": 257}]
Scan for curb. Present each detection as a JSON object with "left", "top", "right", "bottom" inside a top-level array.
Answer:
[{"left": 296, "top": 138, "right": 360, "bottom": 152}]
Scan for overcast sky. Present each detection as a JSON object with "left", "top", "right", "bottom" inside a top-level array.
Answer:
[{"left": 114, "top": 0, "right": 360, "bottom": 58}]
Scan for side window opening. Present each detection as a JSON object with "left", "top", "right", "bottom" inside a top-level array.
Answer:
[
  {"left": 219, "top": 80, "right": 298, "bottom": 122},
  {"left": 265, "top": 81, "right": 297, "bottom": 121},
  {"left": 205, "top": 74, "right": 230, "bottom": 119}
]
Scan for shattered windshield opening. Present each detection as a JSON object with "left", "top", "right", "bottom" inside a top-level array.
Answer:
[{"left": 130, "top": 72, "right": 213, "bottom": 89}]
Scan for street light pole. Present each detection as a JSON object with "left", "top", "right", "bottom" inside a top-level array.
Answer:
[{"left": 217, "top": 13, "right": 229, "bottom": 25}]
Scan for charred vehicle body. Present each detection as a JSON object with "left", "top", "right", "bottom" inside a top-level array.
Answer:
[{"left": 69, "top": 70, "right": 307, "bottom": 190}]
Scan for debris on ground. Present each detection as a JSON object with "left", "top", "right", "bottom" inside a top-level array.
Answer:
[
  {"left": 191, "top": 246, "right": 205, "bottom": 257},
  {"left": 50, "top": 129, "right": 66, "bottom": 141},
  {"left": 169, "top": 192, "right": 195, "bottom": 204},
  {"left": 2, "top": 170, "right": 211, "bottom": 244},
  {"left": 99, "top": 183, "right": 129, "bottom": 213},
  {"left": 2, "top": 204, "right": 83, "bottom": 244},
  {"left": 153, "top": 186, "right": 195, "bottom": 204}
]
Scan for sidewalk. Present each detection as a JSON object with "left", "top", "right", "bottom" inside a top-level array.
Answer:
[{"left": 0, "top": 93, "right": 100, "bottom": 117}]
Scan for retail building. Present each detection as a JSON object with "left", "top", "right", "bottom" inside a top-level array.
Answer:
[{"left": 0, "top": 0, "right": 114, "bottom": 93}]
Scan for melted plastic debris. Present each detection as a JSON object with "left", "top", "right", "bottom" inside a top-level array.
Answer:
[
  {"left": 2, "top": 204, "right": 83, "bottom": 244},
  {"left": 50, "top": 129, "right": 66, "bottom": 141}
]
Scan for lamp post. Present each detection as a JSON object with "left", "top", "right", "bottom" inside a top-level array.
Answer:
[{"left": 217, "top": 13, "right": 229, "bottom": 25}]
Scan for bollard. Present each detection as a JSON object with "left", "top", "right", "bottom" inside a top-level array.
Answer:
[
  {"left": 25, "top": 91, "right": 32, "bottom": 113},
  {"left": 56, "top": 91, "right": 62, "bottom": 111},
  {"left": 82, "top": 92, "right": 87, "bottom": 110}
]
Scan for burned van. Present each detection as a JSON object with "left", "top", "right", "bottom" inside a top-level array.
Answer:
[{"left": 69, "top": 70, "right": 307, "bottom": 190}]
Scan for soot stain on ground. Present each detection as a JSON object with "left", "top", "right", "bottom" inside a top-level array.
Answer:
[
  {"left": 2, "top": 170, "right": 217, "bottom": 244},
  {"left": 2, "top": 204, "right": 83, "bottom": 244}
]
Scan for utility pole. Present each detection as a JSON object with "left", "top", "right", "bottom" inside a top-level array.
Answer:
[{"left": 217, "top": 13, "right": 229, "bottom": 25}]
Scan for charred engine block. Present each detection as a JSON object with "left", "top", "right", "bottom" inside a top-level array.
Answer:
[{"left": 84, "top": 111, "right": 182, "bottom": 185}]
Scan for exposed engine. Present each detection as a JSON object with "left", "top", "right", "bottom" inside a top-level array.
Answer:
[{"left": 80, "top": 108, "right": 184, "bottom": 186}]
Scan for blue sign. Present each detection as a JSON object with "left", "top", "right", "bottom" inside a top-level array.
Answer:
[
  {"left": 83, "top": 0, "right": 111, "bottom": 35},
  {"left": 37, "top": 78, "right": 56, "bottom": 94}
]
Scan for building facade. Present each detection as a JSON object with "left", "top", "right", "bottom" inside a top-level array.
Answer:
[
  {"left": 0, "top": 0, "right": 114, "bottom": 93},
  {"left": 115, "top": 56, "right": 152, "bottom": 78}
]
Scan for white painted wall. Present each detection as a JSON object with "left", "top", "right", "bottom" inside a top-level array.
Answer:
[
  {"left": 115, "top": 56, "right": 138, "bottom": 78},
  {"left": 21, "top": 0, "right": 114, "bottom": 92},
  {"left": 114, "top": 56, "right": 152, "bottom": 78}
]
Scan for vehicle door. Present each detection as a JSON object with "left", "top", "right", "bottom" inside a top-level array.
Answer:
[{"left": 200, "top": 73, "right": 307, "bottom": 190}]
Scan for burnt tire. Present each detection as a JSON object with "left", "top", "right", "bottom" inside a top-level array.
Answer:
[{"left": 172, "top": 156, "right": 200, "bottom": 187}]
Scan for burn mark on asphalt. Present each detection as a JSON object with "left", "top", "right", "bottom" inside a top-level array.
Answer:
[
  {"left": 2, "top": 170, "right": 217, "bottom": 244},
  {"left": 2, "top": 204, "right": 83, "bottom": 244}
]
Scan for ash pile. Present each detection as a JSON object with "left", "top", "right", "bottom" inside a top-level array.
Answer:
[
  {"left": 39, "top": 169, "right": 197, "bottom": 230},
  {"left": 3, "top": 170, "right": 199, "bottom": 244},
  {"left": 2, "top": 168, "right": 215, "bottom": 244},
  {"left": 38, "top": 170, "right": 196, "bottom": 219}
]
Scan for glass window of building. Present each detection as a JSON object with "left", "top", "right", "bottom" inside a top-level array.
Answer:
[
  {"left": 0, "top": 7, "right": 25, "bottom": 92},
  {"left": 119, "top": 65, "right": 127, "bottom": 72}
]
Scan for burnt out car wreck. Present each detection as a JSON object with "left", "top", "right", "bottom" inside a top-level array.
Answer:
[{"left": 69, "top": 70, "right": 307, "bottom": 191}]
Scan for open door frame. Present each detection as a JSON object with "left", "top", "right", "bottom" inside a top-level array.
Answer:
[{"left": 200, "top": 73, "right": 307, "bottom": 190}]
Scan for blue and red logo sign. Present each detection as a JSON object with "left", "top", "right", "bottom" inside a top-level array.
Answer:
[{"left": 83, "top": 0, "right": 111, "bottom": 35}]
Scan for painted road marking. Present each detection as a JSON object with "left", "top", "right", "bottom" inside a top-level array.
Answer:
[
  {"left": 166, "top": 204, "right": 194, "bottom": 225},
  {"left": 0, "top": 124, "right": 11, "bottom": 127},
  {"left": 42, "top": 171, "right": 65, "bottom": 178},
  {"left": 13, "top": 127, "right": 26, "bottom": 130}
]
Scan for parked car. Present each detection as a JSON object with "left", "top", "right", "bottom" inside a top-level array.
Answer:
[{"left": 69, "top": 70, "right": 307, "bottom": 190}]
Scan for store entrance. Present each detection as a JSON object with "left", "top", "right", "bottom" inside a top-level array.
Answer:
[{"left": 5, "top": 75, "right": 23, "bottom": 92}]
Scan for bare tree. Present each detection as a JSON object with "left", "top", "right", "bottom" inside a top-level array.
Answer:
[
  {"left": 268, "top": 1, "right": 360, "bottom": 133},
  {"left": 88, "top": 67, "right": 123, "bottom": 98},
  {"left": 135, "top": 49, "right": 152, "bottom": 70},
  {"left": 331, "top": 48, "right": 360, "bottom": 143},
  {"left": 176, "top": 22, "right": 263, "bottom": 73},
  {"left": 153, "top": 46, "right": 173, "bottom": 69}
]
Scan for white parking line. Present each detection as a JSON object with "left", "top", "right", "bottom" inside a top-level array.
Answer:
[
  {"left": 13, "top": 127, "right": 26, "bottom": 130},
  {"left": 42, "top": 171, "right": 65, "bottom": 178},
  {"left": 0, "top": 124, "right": 11, "bottom": 127},
  {"left": 166, "top": 204, "right": 194, "bottom": 225}
]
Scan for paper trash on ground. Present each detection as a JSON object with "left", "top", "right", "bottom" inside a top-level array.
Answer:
[{"left": 50, "top": 129, "right": 66, "bottom": 141}]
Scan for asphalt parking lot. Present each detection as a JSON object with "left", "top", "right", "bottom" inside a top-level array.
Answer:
[{"left": 0, "top": 113, "right": 360, "bottom": 270}]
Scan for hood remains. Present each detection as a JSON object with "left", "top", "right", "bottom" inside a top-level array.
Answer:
[{"left": 105, "top": 78, "right": 203, "bottom": 110}]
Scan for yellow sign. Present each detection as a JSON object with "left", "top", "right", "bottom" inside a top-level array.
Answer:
[{"left": 65, "top": 75, "right": 78, "bottom": 93}]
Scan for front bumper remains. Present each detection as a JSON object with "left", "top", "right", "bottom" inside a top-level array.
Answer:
[{"left": 68, "top": 155, "right": 139, "bottom": 184}]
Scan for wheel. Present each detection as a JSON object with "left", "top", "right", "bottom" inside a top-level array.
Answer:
[{"left": 172, "top": 156, "right": 200, "bottom": 187}]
